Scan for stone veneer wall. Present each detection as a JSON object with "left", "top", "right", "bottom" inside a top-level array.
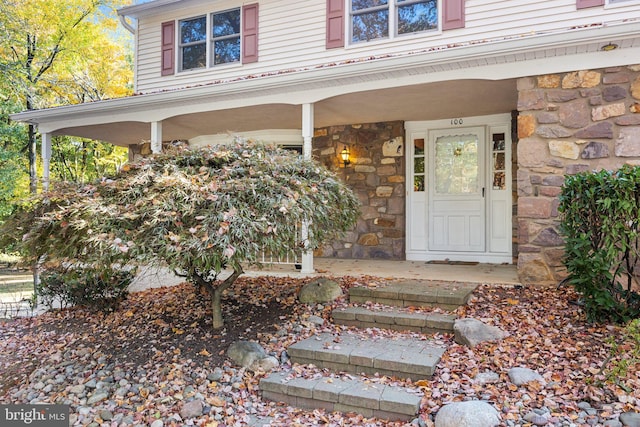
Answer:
[
  {"left": 517, "top": 66, "right": 640, "bottom": 285},
  {"left": 312, "top": 121, "right": 405, "bottom": 259}
]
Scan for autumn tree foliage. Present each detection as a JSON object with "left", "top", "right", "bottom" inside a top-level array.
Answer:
[
  {"left": 0, "top": 0, "right": 131, "bottom": 197},
  {"left": 4, "top": 140, "right": 360, "bottom": 328}
]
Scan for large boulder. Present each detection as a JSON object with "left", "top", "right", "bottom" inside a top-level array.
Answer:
[
  {"left": 454, "top": 318, "right": 509, "bottom": 347},
  {"left": 298, "top": 277, "right": 343, "bottom": 304},
  {"left": 435, "top": 401, "right": 500, "bottom": 427},
  {"left": 620, "top": 412, "right": 640, "bottom": 427},
  {"left": 227, "top": 341, "right": 279, "bottom": 372},
  {"left": 508, "top": 367, "right": 545, "bottom": 386}
]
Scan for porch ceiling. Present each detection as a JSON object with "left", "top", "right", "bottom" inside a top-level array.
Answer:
[{"left": 50, "top": 79, "right": 517, "bottom": 145}]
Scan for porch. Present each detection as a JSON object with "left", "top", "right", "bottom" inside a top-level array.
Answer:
[
  {"left": 128, "top": 257, "right": 520, "bottom": 293},
  {"left": 252, "top": 258, "right": 520, "bottom": 285}
]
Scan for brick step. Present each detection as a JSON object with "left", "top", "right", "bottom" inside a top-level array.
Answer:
[
  {"left": 332, "top": 306, "right": 456, "bottom": 334},
  {"left": 287, "top": 332, "right": 445, "bottom": 380},
  {"left": 349, "top": 280, "right": 476, "bottom": 311},
  {"left": 260, "top": 371, "right": 422, "bottom": 422}
]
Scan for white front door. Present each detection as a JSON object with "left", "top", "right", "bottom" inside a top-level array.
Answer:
[
  {"left": 405, "top": 114, "right": 512, "bottom": 263},
  {"left": 429, "top": 127, "right": 485, "bottom": 252}
]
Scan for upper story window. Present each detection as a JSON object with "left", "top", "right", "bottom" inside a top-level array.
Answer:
[
  {"left": 212, "top": 9, "right": 241, "bottom": 65},
  {"left": 350, "top": 0, "right": 437, "bottom": 43},
  {"left": 161, "top": 4, "right": 257, "bottom": 76},
  {"left": 178, "top": 8, "right": 241, "bottom": 71},
  {"left": 179, "top": 16, "right": 207, "bottom": 70}
]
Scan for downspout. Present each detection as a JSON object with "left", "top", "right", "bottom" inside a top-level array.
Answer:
[{"left": 119, "top": 14, "right": 135, "bottom": 34}]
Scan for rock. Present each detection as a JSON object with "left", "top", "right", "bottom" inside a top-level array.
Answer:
[
  {"left": 454, "top": 318, "right": 510, "bottom": 347},
  {"left": 87, "top": 391, "right": 109, "bottom": 405},
  {"left": 227, "top": 341, "right": 279, "bottom": 372},
  {"left": 69, "top": 384, "right": 86, "bottom": 395},
  {"left": 252, "top": 355, "right": 279, "bottom": 372},
  {"left": 298, "top": 278, "right": 343, "bottom": 304},
  {"left": 207, "top": 367, "right": 223, "bottom": 382},
  {"left": 620, "top": 412, "right": 640, "bottom": 427},
  {"left": 150, "top": 420, "right": 164, "bottom": 427},
  {"left": 524, "top": 411, "right": 549, "bottom": 426},
  {"left": 508, "top": 367, "right": 545, "bottom": 386},
  {"left": 474, "top": 371, "right": 500, "bottom": 385},
  {"left": 307, "top": 315, "right": 325, "bottom": 326},
  {"left": 99, "top": 410, "right": 113, "bottom": 421},
  {"left": 435, "top": 401, "right": 500, "bottom": 427},
  {"left": 180, "top": 399, "right": 203, "bottom": 419}
]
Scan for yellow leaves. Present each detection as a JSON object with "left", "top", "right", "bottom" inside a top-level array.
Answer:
[
  {"left": 506, "top": 298, "right": 519, "bottom": 305},
  {"left": 199, "top": 349, "right": 211, "bottom": 357},
  {"left": 414, "top": 379, "right": 430, "bottom": 388},
  {"left": 124, "top": 310, "right": 134, "bottom": 317},
  {"left": 172, "top": 327, "right": 185, "bottom": 335},
  {"left": 205, "top": 422, "right": 219, "bottom": 427}
]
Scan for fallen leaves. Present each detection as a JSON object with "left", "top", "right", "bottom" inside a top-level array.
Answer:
[{"left": 0, "top": 278, "right": 638, "bottom": 426}]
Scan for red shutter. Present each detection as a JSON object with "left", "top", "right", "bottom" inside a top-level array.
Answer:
[
  {"left": 576, "top": 0, "right": 604, "bottom": 8},
  {"left": 443, "top": 0, "right": 465, "bottom": 31},
  {"left": 326, "top": 0, "right": 344, "bottom": 49},
  {"left": 242, "top": 3, "right": 259, "bottom": 63},
  {"left": 161, "top": 21, "right": 175, "bottom": 76}
]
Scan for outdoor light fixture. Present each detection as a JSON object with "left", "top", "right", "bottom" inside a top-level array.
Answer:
[
  {"left": 340, "top": 145, "right": 351, "bottom": 167},
  {"left": 601, "top": 43, "right": 618, "bottom": 52}
]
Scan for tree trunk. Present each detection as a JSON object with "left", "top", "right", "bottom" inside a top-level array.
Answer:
[
  {"left": 211, "top": 288, "right": 224, "bottom": 329},
  {"left": 195, "top": 268, "right": 243, "bottom": 330}
]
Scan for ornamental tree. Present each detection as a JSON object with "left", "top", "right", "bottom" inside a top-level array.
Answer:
[{"left": 5, "top": 140, "right": 360, "bottom": 328}]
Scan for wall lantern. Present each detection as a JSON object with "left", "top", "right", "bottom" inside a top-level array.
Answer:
[
  {"left": 600, "top": 42, "right": 618, "bottom": 52},
  {"left": 340, "top": 145, "right": 351, "bottom": 167}
]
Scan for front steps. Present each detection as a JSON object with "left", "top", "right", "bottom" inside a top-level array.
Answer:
[
  {"left": 260, "top": 371, "right": 422, "bottom": 421},
  {"left": 349, "top": 280, "right": 476, "bottom": 310},
  {"left": 259, "top": 279, "right": 476, "bottom": 422},
  {"left": 287, "top": 332, "right": 445, "bottom": 379},
  {"left": 331, "top": 306, "right": 456, "bottom": 334}
]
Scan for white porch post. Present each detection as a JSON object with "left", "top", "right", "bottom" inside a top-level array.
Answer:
[
  {"left": 41, "top": 132, "right": 52, "bottom": 192},
  {"left": 300, "top": 103, "right": 315, "bottom": 274},
  {"left": 151, "top": 121, "right": 163, "bottom": 153}
]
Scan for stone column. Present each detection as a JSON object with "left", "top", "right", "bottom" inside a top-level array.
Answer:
[{"left": 516, "top": 66, "right": 640, "bottom": 285}]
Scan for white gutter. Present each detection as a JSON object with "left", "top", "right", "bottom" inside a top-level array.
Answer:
[
  {"left": 11, "top": 20, "right": 640, "bottom": 126},
  {"left": 118, "top": 14, "right": 135, "bottom": 34},
  {"left": 117, "top": 0, "right": 205, "bottom": 19}
]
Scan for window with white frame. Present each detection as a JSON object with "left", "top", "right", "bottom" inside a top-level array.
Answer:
[
  {"left": 350, "top": 0, "right": 438, "bottom": 43},
  {"left": 178, "top": 8, "right": 241, "bottom": 71},
  {"left": 212, "top": 9, "right": 241, "bottom": 65},
  {"left": 179, "top": 16, "right": 207, "bottom": 70}
]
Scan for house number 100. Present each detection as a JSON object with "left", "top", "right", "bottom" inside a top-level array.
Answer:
[{"left": 451, "top": 118, "right": 463, "bottom": 125}]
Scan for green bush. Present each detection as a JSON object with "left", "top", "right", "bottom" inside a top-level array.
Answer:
[
  {"left": 38, "top": 265, "right": 134, "bottom": 312},
  {"left": 605, "top": 318, "right": 640, "bottom": 388},
  {"left": 559, "top": 166, "right": 640, "bottom": 323}
]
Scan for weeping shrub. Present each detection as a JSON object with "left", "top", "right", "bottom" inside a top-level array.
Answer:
[{"left": 559, "top": 166, "right": 640, "bottom": 323}]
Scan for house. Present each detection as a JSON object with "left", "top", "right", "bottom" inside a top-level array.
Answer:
[{"left": 11, "top": 0, "right": 640, "bottom": 285}]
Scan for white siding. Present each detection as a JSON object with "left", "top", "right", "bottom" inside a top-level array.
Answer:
[{"left": 133, "top": 0, "right": 640, "bottom": 93}]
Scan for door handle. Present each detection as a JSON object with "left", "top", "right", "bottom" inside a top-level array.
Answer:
[{"left": 482, "top": 187, "right": 485, "bottom": 197}]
